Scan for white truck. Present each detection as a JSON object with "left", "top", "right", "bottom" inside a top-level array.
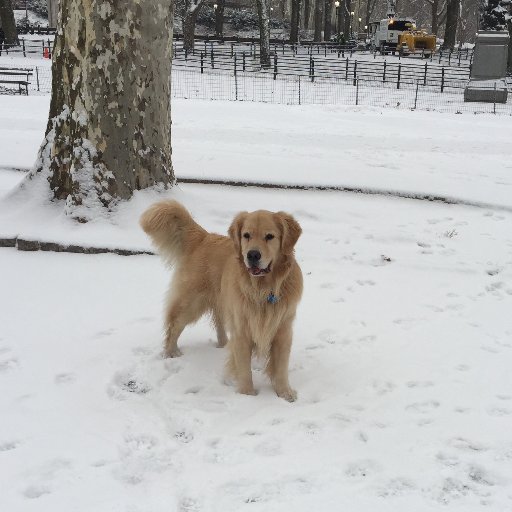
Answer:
[{"left": 369, "top": 17, "right": 416, "bottom": 54}]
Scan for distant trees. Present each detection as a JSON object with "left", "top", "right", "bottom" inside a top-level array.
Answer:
[
  {"left": 290, "top": 0, "right": 301, "bottom": 42},
  {"left": 255, "top": 0, "right": 271, "bottom": 66},
  {"left": 183, "top": 0, "right": 204, "bottom": 51},
  {"left": 0, "top": 0, "right": 18, "bottom": 45}
]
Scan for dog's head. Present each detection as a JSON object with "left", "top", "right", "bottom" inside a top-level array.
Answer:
[{"left": 228, "top": 210, "right": 302, "bottom": 277}]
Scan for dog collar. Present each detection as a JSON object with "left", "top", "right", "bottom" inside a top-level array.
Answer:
[{"left": 267, "top": 292, "right": 279, "bottom": 304}]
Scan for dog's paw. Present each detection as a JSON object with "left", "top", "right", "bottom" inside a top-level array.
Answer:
[
  {"left": 276, "top": 387, "right": 298, "bottom": 402},
  {"left": 163, "top": 347, "right": 183, "bottom": 358},
  {"left": 238, "top": 385, "right": 258, "bottom": 396}
]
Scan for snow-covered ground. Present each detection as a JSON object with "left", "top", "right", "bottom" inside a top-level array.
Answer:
[{"left": 1, "top": 94, "right": 512, "bottom": 511}]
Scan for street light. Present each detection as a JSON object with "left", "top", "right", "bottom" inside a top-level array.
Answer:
[
  {"left": 334, "top": 0, "right": 340, "bottom": 35},
  {"left": 213, "top": 3, "right": 217, "bottom": 8}
]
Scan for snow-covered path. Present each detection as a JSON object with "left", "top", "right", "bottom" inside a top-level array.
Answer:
[
  {"left": 1, "top": 183, "right": 512, "bottom": 511},
  {"left": 1, "top": 96, "right": 512, "bottom": 211}
]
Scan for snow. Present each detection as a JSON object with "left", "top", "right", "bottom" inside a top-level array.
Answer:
[{"left": 1, "top": 94, "right": 512, "bottom": 511}]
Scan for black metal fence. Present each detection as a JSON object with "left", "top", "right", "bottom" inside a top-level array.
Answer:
[{"left": 171, "top": 67, "right": 512, "bottom": 115}]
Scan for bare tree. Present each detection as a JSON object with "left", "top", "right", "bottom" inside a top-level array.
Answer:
[
  {"left": 324, "top": 0, "right": 333, "bottom": 40},
  {"left": 183, "top": 0, "right": 204, "bottom": 51},
  {"left": 25, "top": 0, "right": 175, "bottom": 221},
  {"left": 215, "top": 0, "right": 225, "bottom": 38},
  {"left": 255, "top": 0, "right": 271, "bottom": 67},
  {"left": 426, "top": 0, "right": 447, "bottom": 34},
  {"left": 0, "top": 0, "right": 18, "bottom": 45},
  {"left": 303, "top": 0, "right": 311, "bottom": 30},
  {"left": 364, "top": 0, "right": 379, "bottom": 28},
  {"left": 442, "top": 0, "right": 459, "bottom": 48},
  {"left": 342, "top": 0, "right": 351, "bottom": 39},
  {"left": 290, "top": 0, "right": 301, "bottom": 42},
  {"left": 314, "top": 0, "right": 324, "bottom": 40}
]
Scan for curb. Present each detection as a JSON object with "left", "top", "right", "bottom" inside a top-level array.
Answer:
[{"left": 1, "top": 236, "right": 154, "bottom": 256}]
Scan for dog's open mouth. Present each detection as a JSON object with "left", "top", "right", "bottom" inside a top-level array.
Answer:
[{"left": 247, "top": 262, "right": 271, "bottom": 276}]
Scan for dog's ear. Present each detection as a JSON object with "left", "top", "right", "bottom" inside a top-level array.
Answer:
[
  {"left": 228, "top": 211, "right": 248, "bottom": 255},
  {"left": 276, "top": 212, "right": 302, "bottom": 256}
]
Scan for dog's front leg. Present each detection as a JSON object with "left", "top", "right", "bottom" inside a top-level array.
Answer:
[
  {"left": 229, "top": 334, "right": 257, "bottom": 396},
  {"left": 267, "top": 321, "right": 297, "bottom": 402}
]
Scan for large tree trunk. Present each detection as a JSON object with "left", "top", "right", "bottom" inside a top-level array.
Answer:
[
  {"left": 508, "top": 19, "right": 512, "bottom": 73},
  {"left": 290, "top": 0, "right": 301, "bottom": 43},
  {"left": 183, "top": 0, "right": 203, "bottom": 52},
  {"left": 0, "top": 0, "right": 18, "bottom": 45},
  {"left": 442, "top": 0, "right": 459, "bottom": 49},
  {"left": 215, "top": 0, "right": 225, "bottom": 38},
  {"left": 324, "top": 0, "right": 332, "bottom": 41},
  {"left": 428, "top": 0, "right": 446, "bottom": 35},
  {"left": 365, "top": 0, "right": 378, "bottom": 29},
  {"left": 255, "top": 0, "right": 271, "bottom": 67},
  {"left": 314, "top": 0, "right": 324, "bottom": 41},
  {"left": 27, "top": 0, "right": 175, "bottom": 221},
  {"left": 342, "top": 0, "right": 350, "bottom": 40},
  {"left": 303, "top": 0, "right": 311, "bottom": 30}
]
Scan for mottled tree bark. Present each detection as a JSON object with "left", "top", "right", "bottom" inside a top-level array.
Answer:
[
  {"left": 442, "top": 0, "right": 459, "bottom": 49},
  {"left": 290, "top": 0, "right": 301, "bottom": 43},
  {"left": 314, "top": 0, "right": 324, "bottom": 41},
  {"left": 214, "top": 0, "right": 225, "bottom": 38},
  {"left": 0, "top": 0, "right": 18, "bottom": 45},
  {"left": 183, "top": 0, "right": 204, "bottom": 51},
  {"left": 255, "top": 0, "right": 271, "bottom": 67},
  {"left": 28, "top": 0, "right": 175, "bottom": 221},
  {"left": 364, "top": 0, "right": 378, "bottom": 30}
]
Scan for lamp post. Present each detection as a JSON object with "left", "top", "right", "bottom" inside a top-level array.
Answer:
[
  {"left": 335, "top": 0, "right": 340, "bottom": 36},
  {"left": 350, "top": 11, "right": 354, "bottom": 39}
]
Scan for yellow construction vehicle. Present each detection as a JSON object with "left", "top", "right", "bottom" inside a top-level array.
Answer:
[{"left": 398, "top": 30, "right": 436, "bottom": 57}]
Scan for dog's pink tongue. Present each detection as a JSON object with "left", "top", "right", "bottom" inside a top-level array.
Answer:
[{"left": 249, "top": 266, "right": 261, "bottom": 275}]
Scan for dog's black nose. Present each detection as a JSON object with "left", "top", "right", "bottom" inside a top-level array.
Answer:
[{"left": 247, "top": 250, "right": 261, "bottom": 265}]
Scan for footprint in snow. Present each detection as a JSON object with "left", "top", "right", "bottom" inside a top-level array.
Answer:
[
  {"left": 487, "top": 407, "right": 512, "bottom": 417},
  {"left": 55, "top": 373, "right": 76, "bottom": 384},
  {"left": 23, "top": 485, "right": 51, "bottom": 499},
  {"left": 0, "top": 440, "right": 20, "bottom": 452},
  {"left": 345, "top": 459, "right": 380, "bottom": 479},
  {"left": 405, "top": 400, "right": 440, "bottom": 413},
  {"left": 0, "top": 356, "right": 19, "bottom": 372}
]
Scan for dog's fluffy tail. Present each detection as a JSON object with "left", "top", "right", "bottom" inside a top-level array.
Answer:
[{"left": 140, "top": 200, "right": 207, "bottom": 267}]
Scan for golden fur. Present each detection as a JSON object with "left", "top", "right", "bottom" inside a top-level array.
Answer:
[{"left": 140, "top": 200, "right": 303, "bottom": 401}]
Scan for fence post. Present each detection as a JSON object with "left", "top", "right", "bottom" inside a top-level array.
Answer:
[
  {"left": 310, "top": 58, "right": 315, "bottom": 82},
  {"left": 493, "top": 82, "right": 496, "bottom": 114},
  {"left": 441, "top": 67, "right": 445, "bottom": 93},
  {"left": 234, "top": 56, "right": 238, "bottom": 101},
  {"left": 383, "top": 60, "right": 386, "bottom": 82},
  {"left": 243, "top": 51, "right": 246, "bottom": 71},
  {"left": 345, "top": 57, "right": 349, "bottom": 81},
  {"left": 201, "top": 52, "right": 204, "bottom": 73},
  {"left": 231, "top": 43, "right": 234, "bottom": 57},
  {"left": 448, "top": 49, "right": 452, "bottom": 65},
  {"left": 274, "top": 54, "right": 278, "bottom": 80},
  {"left": 439, "top": 49, "right": 442, "bottom": 64},
  {"left": 423, "top": 62, "right": 427, "bottom": 86},
  {"left": 211, "top": 48, "right": 214, "bottom": 68},
  {"left": 36, "top": 66, "right": 40, "bottom": 91},
  {"left": 22, "top": 39, "right": 26, "bottom": 57},
  {"left": 234, "top": 53, "right": 237, "bottom": 76},
  {"left": 298, "top": 75, "right": 301, "bottom": 105},
  {"left": 47, "top": 38, "right": 51, "bottom": 58},
  {"left": 356, "top": 79, "right": 359, "bottom": 105},
  {"left": 414, "top": 80, "right": 419, "bottom": 109},
  {"left": 353, "top": 60, "right": 357, "bottom": 86},
  {"left": 41, "top": 39, "right": 45, "bottom": 57},
  {"left": 397, "top": 63, "right": 401, "bottom": 89},
  {"left": 458, "top": 51, "right": 461, "bottom": 67}
]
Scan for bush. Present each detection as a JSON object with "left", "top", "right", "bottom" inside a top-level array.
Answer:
[
  {"left": 197, "top": 6, "right": 215, "bottom": 28},
  {"left": 228, "top": 8, "right": 259, "bottom": 30}
]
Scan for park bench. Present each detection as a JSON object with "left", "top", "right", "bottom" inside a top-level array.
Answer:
[{"left": 0, "top": 67, "right": 33, "bottom": 95}]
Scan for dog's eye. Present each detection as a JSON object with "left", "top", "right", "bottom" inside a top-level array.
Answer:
[
  {"left": 265, "top": 234, "right": 274, "bottom": 241},
  {"left": 243, "top": 232, "right": 250, "bottom": 239}
]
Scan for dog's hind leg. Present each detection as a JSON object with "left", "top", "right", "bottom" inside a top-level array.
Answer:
[
  {"left": 163, "top": 295, "right": 206, "bottom": 358},
  {"left": 213, "top": 310, "right": 228, "bottom": 348}
]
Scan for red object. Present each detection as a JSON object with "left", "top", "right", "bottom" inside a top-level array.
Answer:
[{"left": 43, "top": 47, "right": 49, "bottom": 59}]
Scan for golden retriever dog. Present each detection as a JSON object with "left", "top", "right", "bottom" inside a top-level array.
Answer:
[{"left": 140, "top": 200, "right": 303, "bottom": 401}]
